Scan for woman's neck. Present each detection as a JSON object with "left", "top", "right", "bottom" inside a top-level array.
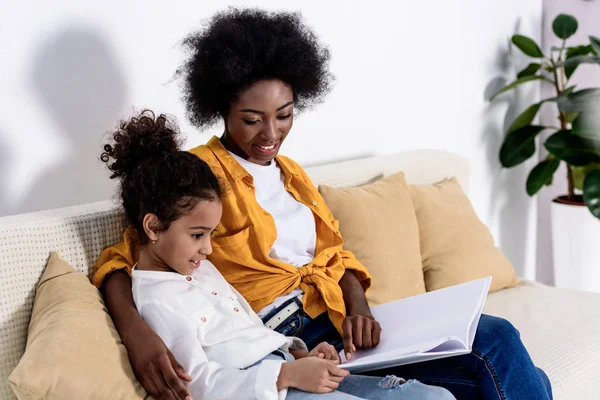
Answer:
[{"left": 220, "top": 133, "right": 248, "bottom": 160}]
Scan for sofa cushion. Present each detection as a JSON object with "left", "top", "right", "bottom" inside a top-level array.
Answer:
[
  {"left": 409, "top": 178, "right": 519, "bottom": 293},
  {"left": 485, "top": 281, "right": 600, "bottom": 400},
  {"left": 319, "top": 172, "right": 426, "bottom": 305},
  {"left": 8, "top": 252, "right": 146, "bottom": 399}
]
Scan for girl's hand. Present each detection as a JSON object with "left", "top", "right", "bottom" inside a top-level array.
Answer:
[
  {"left": 307, "top": 341, "right": 341, "bottom": 364},
  {"left": 277, "top": 357, "right": 349, "bottom": 393}
]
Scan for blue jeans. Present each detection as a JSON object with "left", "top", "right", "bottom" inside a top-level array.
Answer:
[
  {"left": 258, "top": 352, "right": 456, "bottom": 400},
  {"left": 261, "top": 297, "right": 553, "bottom": 400}
]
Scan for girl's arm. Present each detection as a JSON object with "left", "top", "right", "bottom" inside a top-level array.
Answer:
[
  {"left": 141, "top": 302, "right": 288, "bottom": 400},
  {"left": 102, "top": 270, "right": 192, "bottom": 400}
]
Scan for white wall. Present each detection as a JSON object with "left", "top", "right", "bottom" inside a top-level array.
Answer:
[
  {"left": 537, "top": 0, "right": 600, "bottom": 284},
  {"left": 0, "top": 0, "right": 542, "bottom": 278}
]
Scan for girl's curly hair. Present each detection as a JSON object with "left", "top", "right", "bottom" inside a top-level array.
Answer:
[{"left": 101, "top": 110, "right": 222, "bottom": 243}]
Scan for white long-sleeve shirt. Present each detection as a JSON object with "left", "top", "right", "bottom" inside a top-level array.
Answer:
[{"left": 131, "top": 261, "right": 307, "bottom": 400}]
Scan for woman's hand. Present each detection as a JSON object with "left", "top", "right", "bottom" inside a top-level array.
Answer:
[
  {"left": 123, "top": 318, "right": 193, "bottom": 400},
  {"left": 342, "top": 315, "right": 382, "bottom": 361},
  {"left": 278, "top": 357, "right": 349, "bottom": 393},
  {"left": 307, "top": 341, "right": 341, "bottom": 364},
  {"left": 337, "top": 269, "right": 383, "bottom": 360}
]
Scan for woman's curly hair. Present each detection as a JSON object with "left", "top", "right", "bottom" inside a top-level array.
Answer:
[
  {"left": 101, "top": 110, "right": 223, "bottom": 243},
  {"left": 178, "top": 7, "right": 333, "bottom": 128}
]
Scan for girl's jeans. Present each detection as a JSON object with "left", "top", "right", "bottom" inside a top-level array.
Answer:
[
  {"left": 258, "top": 352, "right": 456, "bottom": 400},
  {"left": 261, "top": 297, "right": 553, "bottom": 400}
]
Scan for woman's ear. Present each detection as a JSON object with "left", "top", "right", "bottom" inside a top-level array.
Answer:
[{"left": 142, "top": 213, "right": 161, "bottom": 242}]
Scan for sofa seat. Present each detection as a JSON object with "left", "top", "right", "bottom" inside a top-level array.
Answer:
[{"left": 484, "top": 281, "right": 600, "bottom": 400}]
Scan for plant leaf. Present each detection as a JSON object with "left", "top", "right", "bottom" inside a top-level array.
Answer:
[
  {"left": 565, "top": 64, "right": 577, "bottom": 80},
  {"left": 573, "top": 111, "right": 600, "bottom": 140},
  {"left": 557, "top": 88, "right": 600, "bottom": 112},
  {"left": 517, "top": 63, "right": 542, "bottom": 79},
  {"left": 507, "top": 97, "right": 562, "bottom": 134},
  {"left": 508, "top": 103, "right": 543, "bottom": 134},
  {"left": 567, "top": 111, "right": 580, "bottom": 124},
  {"left": 559, "top": 55, "right": 600, "bottom": 68},
  {"left": 583, "top": 170, "right": 600, "bottom": 219},
  {"left": 512, "top": 35, "right": 545, "bottom": 58},
  {"left": 553, "top": 14, "right": 578, "bottom": 39},
  {"left": 566, "top": 45, "right": 593, "bottom": 58},
  {"left": 527, "top": 159, "right": 561, "bottom": 195},
  {"left": 544, "top": 130, "right": 600, "bottom": 166},
  {"left": 500, "top": 125, "right": 546, "bottom": 168},
  {"left": 590, "top": 36, "right": 600, "bottom": 56},
  {"left": 491, "top": 75, "right": 545, "bottom": 100},
  {"left": 558, "top": 53, "right": 600, "bottom": 78},
  {"left": 564, "top": 85, "right": 577, "bottom": 96},
  {"left": 573, "top": 163, "right": 600, "bottom": 190}
]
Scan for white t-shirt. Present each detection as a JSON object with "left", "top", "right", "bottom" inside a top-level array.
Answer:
[{"left": 229, "top": 152, "right": 316, "bottom": 317}]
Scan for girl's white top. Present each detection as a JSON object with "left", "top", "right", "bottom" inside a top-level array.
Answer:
[{"left": 132, "top": 260, "right": 307, "bottom": 400}]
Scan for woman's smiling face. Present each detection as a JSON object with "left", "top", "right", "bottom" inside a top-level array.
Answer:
[{"left": 224, "top": 79, "right": 294, "bottom": 165}]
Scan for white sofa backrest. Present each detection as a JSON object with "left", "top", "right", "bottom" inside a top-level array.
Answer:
[{"left": 0, "top": 149, "right": 468, "bottom": 400}]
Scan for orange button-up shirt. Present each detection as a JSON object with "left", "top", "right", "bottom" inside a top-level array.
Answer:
[{"left": 92, "top": 136, "right": 372, "bottom": 334}]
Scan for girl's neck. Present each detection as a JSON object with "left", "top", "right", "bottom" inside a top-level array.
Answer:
[{"left": 136, "top": 247, "right": 172, "bottom": 273}]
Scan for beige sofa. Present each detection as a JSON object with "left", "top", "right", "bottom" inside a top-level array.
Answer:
[{"left": 1, "top": 150, "right": 599, "bottom": 399}]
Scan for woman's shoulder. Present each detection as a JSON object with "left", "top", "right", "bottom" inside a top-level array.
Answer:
[
  {"left": 187, "top": 143, "right": 226, "bottom": 176},
  {"left": 276, "top": 153, "right": 299, "bottom": 167},
  {"left": 276, "top": 154, "right": 309, "bottom": 176},
  {"left": 188, "top": 143, "right": 215, "bottom": 163}
]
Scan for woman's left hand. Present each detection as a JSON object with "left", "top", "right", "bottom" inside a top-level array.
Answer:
[
  {"left": 342, "top": 314, "right": 382, "bottom": 360},
  {"left": 307, "top": 341, "right": 341, "bottom": 364}
]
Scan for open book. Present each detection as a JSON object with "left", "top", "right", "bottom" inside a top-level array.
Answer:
[{"left": 339, "top": 276, "right": 492, "bottom": 372}]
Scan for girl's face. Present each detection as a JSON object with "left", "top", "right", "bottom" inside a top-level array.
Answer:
[
  {"left": 224, "top": 79, "right": 294, "bottom": 165},
  {"left": 148, "top": 199, "right": 223, "bottom": 276}
]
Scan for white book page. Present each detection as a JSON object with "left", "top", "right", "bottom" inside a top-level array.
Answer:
[{"left": 339, "top": 277, "right": 492, "bottom": 370}]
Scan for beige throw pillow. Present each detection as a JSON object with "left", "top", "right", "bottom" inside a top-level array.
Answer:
[
  {"left": 8, "top": 252, "right": 146, "bottom": 400},
  {"left": 319, "top": 172, "right": 426, "bottom": 305},
  {"left": 409, "top": 178, "right": 519, "bottom": 293}
]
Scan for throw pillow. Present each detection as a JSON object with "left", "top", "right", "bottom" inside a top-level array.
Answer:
[
  {"left": 8, "top": 252, "right": 146, "bottom": 399},
  {"left": 319, "top": 172, "right": 426, "bottom": 305},
  {"left": 409, "top": 178, "right": 519, "bottom": 292}
]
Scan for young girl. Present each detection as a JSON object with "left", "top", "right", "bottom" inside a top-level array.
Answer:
[{"left": 100, "top": 110, "right": 455, "bottom": 400}]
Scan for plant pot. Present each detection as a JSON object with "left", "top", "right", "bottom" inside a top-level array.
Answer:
[{"left": 552, "top": 195, "right": 600, "bottom": 292}]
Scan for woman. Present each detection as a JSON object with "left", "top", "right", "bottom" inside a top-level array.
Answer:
[{"left": 93, "top": 8, "right": 552, "bottom": 400}]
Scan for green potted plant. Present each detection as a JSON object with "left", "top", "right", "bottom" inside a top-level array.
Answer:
[{"left": 490, "top": 14, "right": 600, "bottom": 291}]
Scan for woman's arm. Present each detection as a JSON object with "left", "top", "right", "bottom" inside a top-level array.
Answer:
[
  {"left": 338, "top": 270, "right": 382, "bottom": 360},
  {"left": 102, "top": 270, "right": 192, "bottom": 400}
]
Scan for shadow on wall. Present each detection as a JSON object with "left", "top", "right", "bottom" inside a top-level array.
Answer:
[
  {"left": 17, "top": 26, "right": 128, "bottom": 214},
  {"left": 481, "top": 20, "right": 537, "bottom": 279},
  {"left": 0, "top": 130, "right": 11, "bottom": 215}
]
